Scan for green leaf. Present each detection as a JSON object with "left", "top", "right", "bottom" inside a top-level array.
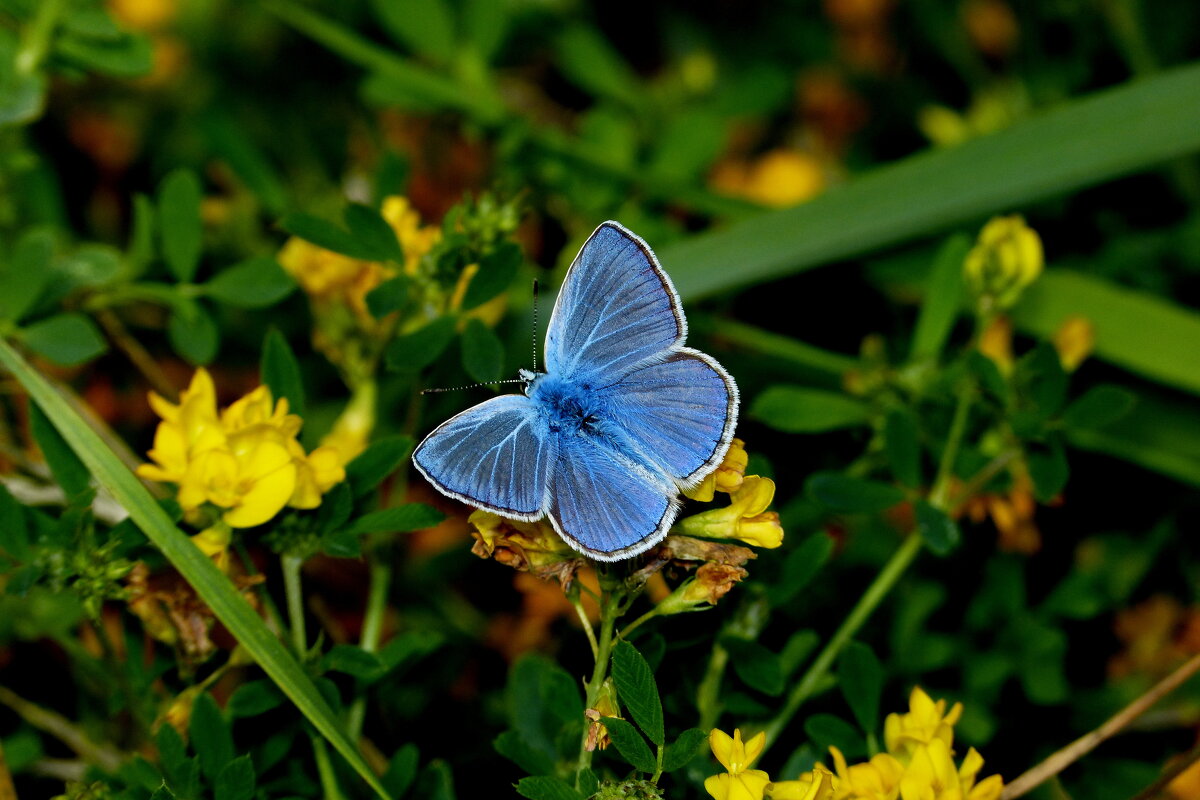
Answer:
[
  {"left": 967, "top": 351, "right": 1009, "bottom": 403},
  {"left": 662, "top": 728, "right": 708, "bottom": 772},
  {"left": 346, "top": 436, "right": 415, "bottom": 497},
  {"left": 0, "top": 339, "right": 394, "bottom": 799},
  {"left": 601, "top": 717, "right": 657, "bottom": 773},
  {"left": 189, "top": 692, "right": 234, "bottom": 780},
  {"left": 348, "top": 504, "right": 446, "bottom": 534},
  {"left": 769, "top": 533, "right": 832, "bottom": 607},
  {"left": 129, "top": 194, "right": 156, "bottom": 275},
  {"left": 385, "top": 316, "right": 457, "bottom": 372},
  {"left": 0, "top": 229, "right": 53, "bottom": 322},
  {"left": 261, "top": 329, "right": 305, "bottom": 418},
  {"left": 213, "top": 756, "right": 256, "bottom": 800},
  {"left": 610, "top": 641, "right": 664, "bottom": 746},
  {"left": 0, "top": 64, "right": 45, "bottom": 127},
  {"left": 29, "top": 404, "right": 90, "bottom": 499},
  {"left": 463, "top": 0, "right": 507, "bottom": 61},
  {"left": 751, "top": 387, "right": 870, "bottom": 433},
  {"left": 494, "top": 731, "right": 553, "bottom": 776},
  {"left": 60, "top": 244, "right": 121, "bottom": 288},
  {"left": 1063, "top": 385, "right": 1137, "bottom": 430},
  {"left": 806, "top": 472, "right": 905, "bottom": 513},
  {"left": 1021, "top": 344, "right": 1068, "bottom": 421},
  {"left": 555, "top": 25, "right": 641, "bottom": 108},
  {"left": 885, "top": 409, "right": 921, "bottom": 489},
  {"left": 202, "top": 257, "right": 296, "bottom": 308},
  {"left": 662, "top": 64, "right": 1200, "bottom": 301},
  {"left": 367, "top": 275, "right": 410, "bottom": 318},
  {"left": 200, "top": 113, "right": 288, "bottom": 216},
  {"left": 158, "top": 170, "right": 204, "bottom": 283},
  {"left": 20, "top": 313, "right": 108, "bottom": 366},
  {"left": 0, "top": 485, "right": 31, "bottom": 561},
  {"left": 56, "top": 29, "right": 153, "bottom": 77},
  {"left": 515, "top": 776, "right": 584, "bottom": 800},
  {"left": 167, "top": 303, "right": 219, "bottom": 366},
  {"left": 344, "top": 203, "right": 404, "bottom": 263},
  {"left": 462, "top": 243, "right": 523, "bottom": 310},
  {"left": 227, "top": 681, "right": 284, "bottom": 718},
  {"left": 804, "top": 714, "right": 867, "bottom": 760},
  {"left": 838, "top": 642, "right": 884, "bottom": 734},
  {"left": 909, "top": 234, "right": 970, "bottom": 361},
  {"left": 915, "top": 500, "right": 960, "bottom": 555},
  {"left": 1066, "top": 393, "right": 1200, "bottom": 486},
  {"left": 369, "top": 0, "right": 456, "bottom": 63},
  {"left": 724, "top": 638, "right": 784, "bottom": 696},
  {"left": 382, "top": 744, "right": 419, "bottom": 797},
  {"left": 155, "top": 725, "right": 198, "bottom": 798},
  {"left": 1027, "top": 439, "right": 1069, "bottom": 502},
  {"left": 321, "top": 644, "right": 385, "bottom": 680},
  {"left": 461, "top": 319, "right": 504, "bottom": 384}
]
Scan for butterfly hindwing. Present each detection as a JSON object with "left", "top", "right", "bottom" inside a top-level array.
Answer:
[
  {"left": 412, "top": 395, "right": 554, "bottom": 519},
  {"left": 547, "top": 433, "right": 677, "bottom": 560},
  {"left": 600, "top": 349, "right": 739, "bottom": 488},
  {"left": 544, "top": 222, "right": 685, "bottom": 383}
]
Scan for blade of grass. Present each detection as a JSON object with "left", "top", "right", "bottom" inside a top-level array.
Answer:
[
  {"left": 1064, "top": 393, "right": 1200, "bottom": 487},
  {"left": 661, "top": 63, "right": 1200, "bottom": 300},
  {"left": 1013, "top": 269, "right": 1200, "bottom": 396},
  {"left": 0, "top": 338, "right": 391, "bottom": 800},
  {"left": 690, "top": 315, "right": 856, "bottom": 379}
]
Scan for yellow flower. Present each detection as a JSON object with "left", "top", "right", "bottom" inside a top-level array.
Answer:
[
  {"left": 108, "top": 0, "right": 177, "bottom": 31},
  {"left": 138, "top": 370, "right": 345, "bottom": 528},
  {"left": 706, "top": 728, "right": 772, "bottom": 800},
  {"left": 711, "top": 150, "right": 826, "bottom": 208},
  {"left": 767, "top": 767, "right": 837, "bottom": 800},
  {"left": 686, "top": 438, "right": 749, "bottom": 501},
  {"left": 469, "top": 510, "right": 582, "bottom": 585},
  {"left": 657, "top": 562, "right": 750, "bottom": 613},
  {"left": 381, "top": 196, "right": 441, "bottom": 276},
  {"left": 823, "top": 747, "right": 905, "bottom": 800},
  {"left": 677, "top": 476, "right": 784, "bottom": 549},
  {"left": 1053, "top": 314, "right": 1094, "bottom": 372},
  {"left": 884, "top": 687, "right": 962, "bottom": 764},
  {"left": 963, "top": 215, "right": 1043, "bottom": 312},
  {"left": 191, "top": 522, "right": 233, "bottom": 573},
  {"left": 899, "top": 739, "right": 1002, "bottom": 800},
  {"left": 976, "top": 315, "right": 1013, "bottom": 375}
]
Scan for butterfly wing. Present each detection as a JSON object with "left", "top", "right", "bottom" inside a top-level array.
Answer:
[
  {"left": 600, "top": 348, "right": 739, "bottom": 489},
  {"left": 547, "top": 433, "right": 677, "bottom": 561},
  {"left": 544, "top": 222, "right": 686, "bottom": 384},
  {"left": 412, "top": 395, "right": 554, "bottom": 519}
]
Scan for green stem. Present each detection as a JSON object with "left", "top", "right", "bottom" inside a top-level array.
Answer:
[
  {"left": 759, "top": 378, "right": 975, "bottom": 759},
  {"left": 281, "top": 553, "right": 307, "bottom": 657},
  {"left": 618, "top": 606, "right": 660, "bottom": 640},
  {"left": 759, "top": 534, "right": 922, "bottom": 756},
  {"left": 346, "top": 560, "right": 392, "bottom": 740},
  {"left": 15, "top": 0, "right": 66, "bottom": 74},
  {"left": 570, "top": 592, "right": 600, "bottom": 660},
  {"left": 313, "top": 736, "right": 347, "bottom": 800},
  {"left": 697, "top": 641, "right": 730, "bottom": 731},
  {"left": 576, "top": 586, "right": 620, "bottom": 790}
]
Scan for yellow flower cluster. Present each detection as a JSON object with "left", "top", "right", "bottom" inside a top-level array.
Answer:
[
  {"left": 705, "top": 729, "right": 835, "bottom": 800},
  {"left": 963, "top": 215, "right": 1043, "bottom": 313},
  {"left": 678, "top": 440, "right": 783, "bottom": 549},
  {"left": 707, "top": 689, "right": 1002, "bottom": 800},
  {"left": 137, "top": 369, "right": 345, "bottom": 529},
  {"left": 278, "top": 196, "right": 440, "bottom": 326}
]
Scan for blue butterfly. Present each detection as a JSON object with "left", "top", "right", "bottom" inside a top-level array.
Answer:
[{"left": 412, "top": 221, "right": 739, "bottom": 561}]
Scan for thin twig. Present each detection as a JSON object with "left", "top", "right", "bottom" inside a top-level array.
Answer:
[
  {"left": 1003, "top": 652, "right": 1200, "bottom": 799},
  {"left": 1128, "top": 737, "right": 1200, "bottom": 800},
  {"left": 0, "top": 685, "right": 125, "bottom": 772},
  {"left": 94, "top": 309, "right": 179, "bottom": 402}
]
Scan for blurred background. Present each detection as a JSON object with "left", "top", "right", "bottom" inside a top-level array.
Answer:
[{"left": 1, "top": 0, "right": 1200, "bottom": 798}]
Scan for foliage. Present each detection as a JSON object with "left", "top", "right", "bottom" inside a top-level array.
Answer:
[{"left": 1, "top": 2, "right": 1199, "bottom": 800}]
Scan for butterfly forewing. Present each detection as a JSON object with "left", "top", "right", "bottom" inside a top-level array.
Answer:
[
  {"left": 544, "top": 223, "right": 685, "bottom": 384},
  {"left": 412, "top": 395, "right": 554, "bottom": 519}
]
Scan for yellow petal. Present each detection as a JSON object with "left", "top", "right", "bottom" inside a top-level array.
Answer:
[
  {"left": 710, "top": 729, "right": 736, "bottom": 773},
  {"left": 732, "top": 476, "right": 775, "bottom": 517},
  {"left": 706, "top": 773, "right": 733, "bottom": 800},
  {"left": 224, "top": 459, "right": 296, "bottom": 528}
]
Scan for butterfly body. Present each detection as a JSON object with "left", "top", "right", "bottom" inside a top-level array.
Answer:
[{"left": 413, "top": 222, "right": 738, "bottom": 561}]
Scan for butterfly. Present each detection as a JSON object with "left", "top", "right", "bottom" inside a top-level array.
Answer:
[{"left": 412, "top": 221, "right": 739, "bottom": 561}]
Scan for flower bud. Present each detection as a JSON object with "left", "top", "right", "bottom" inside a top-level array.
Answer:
[{"left": 964, "top": 215, "right": 1043, "bottom": 312}]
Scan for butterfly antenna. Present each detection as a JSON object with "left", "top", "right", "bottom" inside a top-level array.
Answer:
[
  {"left": 421, "top": 379, "right": 526, "bottom": 395},
  {"left": 531, "top": 279, "right": 539, "bottom": 373}
]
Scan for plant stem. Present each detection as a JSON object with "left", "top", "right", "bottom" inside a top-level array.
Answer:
[
  {"left": 618, "top": 606, "right": 660, "bottom": 640},
  {"left": 347, "top": 560, "right": 392, "bottom": 740},
  {"left": 281, "top": 553, "right": 308, "bottom": 657},
  {"left": 571, "top": 593, "right": 600, "bottom": 660},
  {"left": 758, "top": 533, "right": 922, "bottom": 757},
  {"left": 697, "top": 641, "right": 731, "bottom": 731},
  {"left": 16, "top": 0, "right": 65, "bottom": 74},
  {"left": 313, "top": 736, "right": 347, "bottom": 800},
  {"left": 1003, "top": 651, "right": 1200, "bottom": 799},
  {"left": 576, "top": 585, "right": 620, "bottom": 790},
  {"left": 760, "top": 379, "right": 975, "bottom": 759}
]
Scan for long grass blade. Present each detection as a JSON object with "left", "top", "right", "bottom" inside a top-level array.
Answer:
[{"left": 0, "top": 339, "right": 391, "bottom": 800}]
